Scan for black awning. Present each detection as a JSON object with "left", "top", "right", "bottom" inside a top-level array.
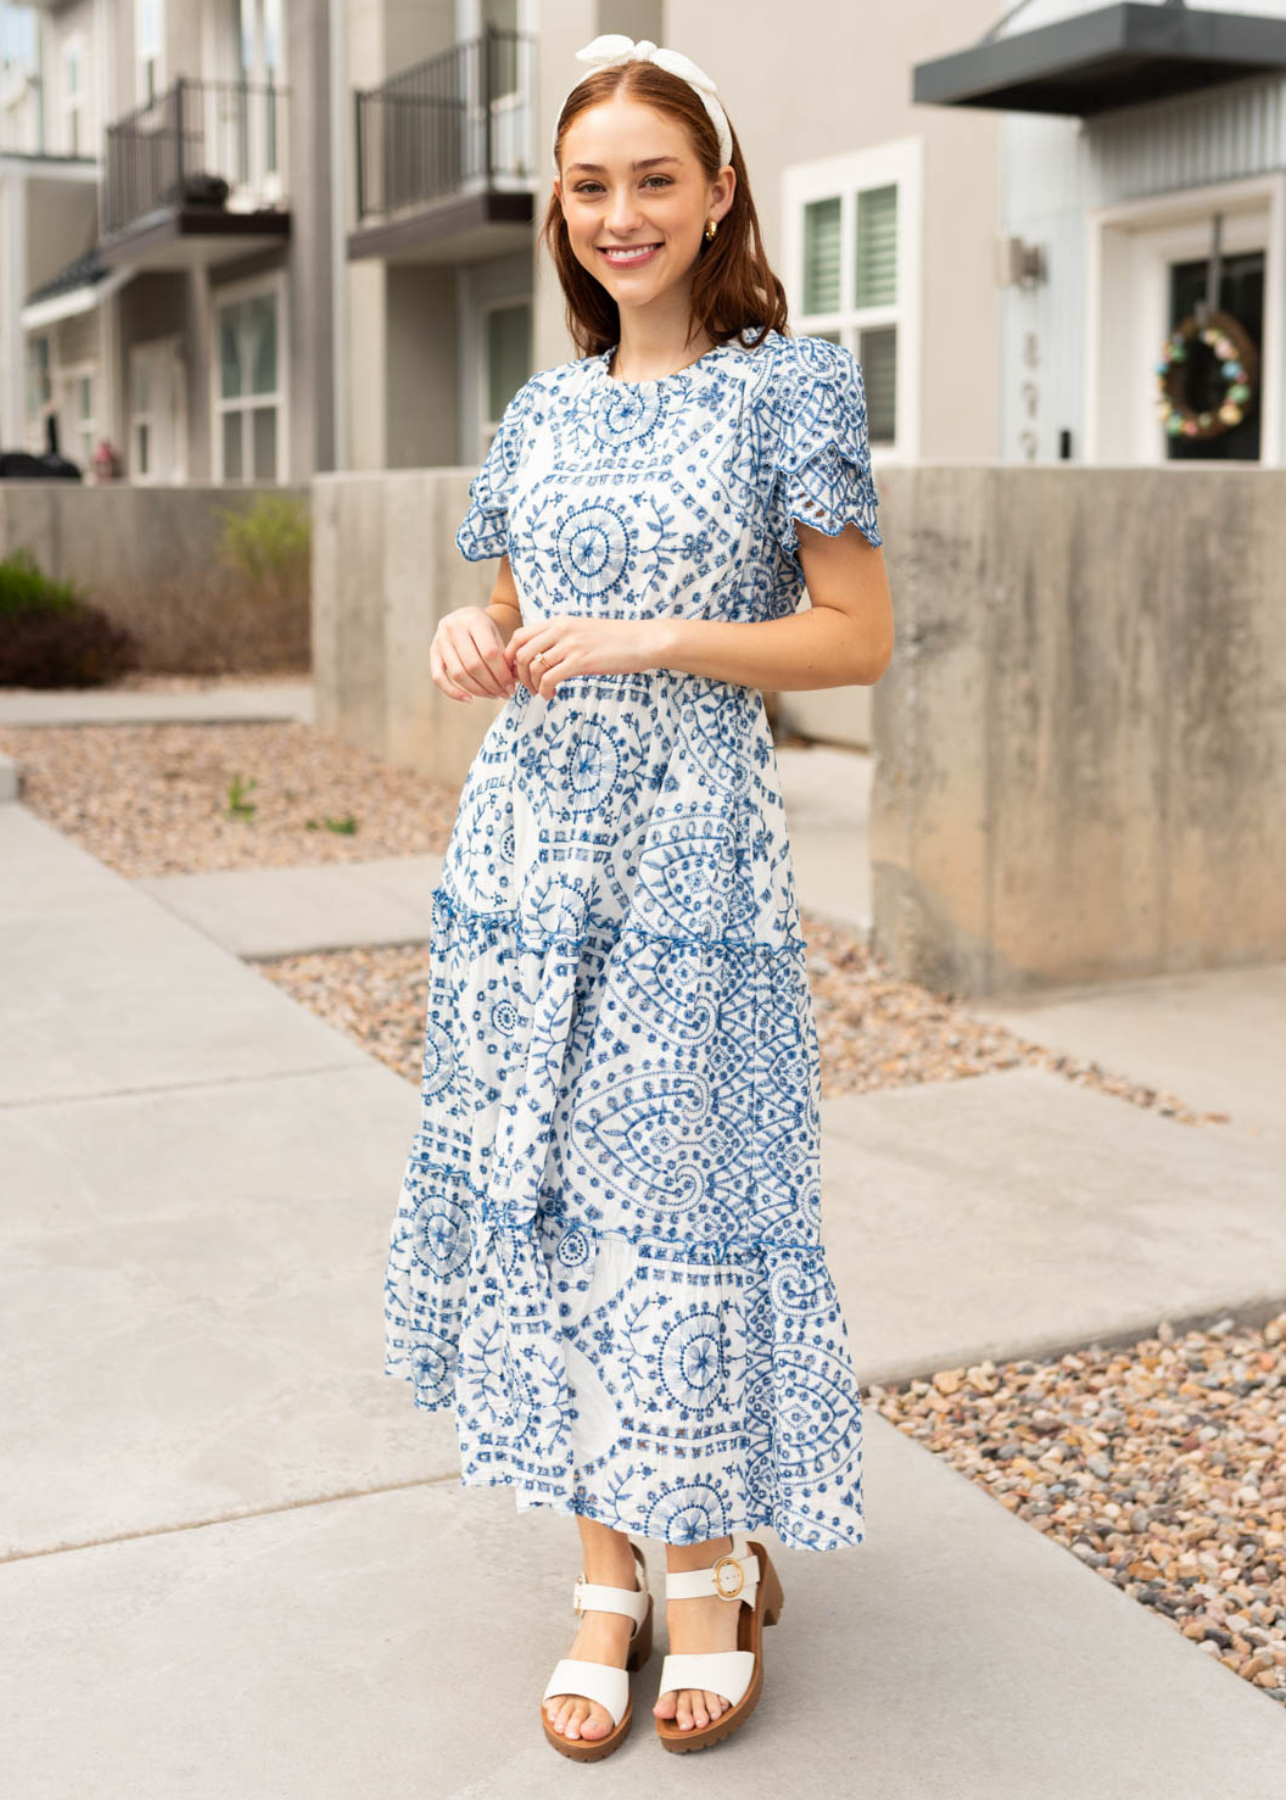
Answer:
[
  {"left": 912, "top": 1, "right": 1286, "bottom": 118},
  {"left": 25, "top": 247, "right": 111, "bottom": 307}
]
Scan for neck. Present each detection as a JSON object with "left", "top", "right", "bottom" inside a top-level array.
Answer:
[{"left": 610, "top": 300, "right": 712, "bottom": 382}]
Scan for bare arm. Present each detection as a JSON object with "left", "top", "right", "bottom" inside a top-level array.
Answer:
[
  {"left": 651, "top": 520, "right": 894, "bottom": 691},
  {"left": 484, "top": 554, "right": 524, "bottom": 645}
]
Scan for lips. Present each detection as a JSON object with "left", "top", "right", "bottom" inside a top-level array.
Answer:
[{"left": 599, "top": 243, "right": 662, "bottom": 262}]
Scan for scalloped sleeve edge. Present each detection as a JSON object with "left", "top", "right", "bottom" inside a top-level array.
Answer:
[{"left": 770, "top": 350, "right": 883, "bottom": 560}]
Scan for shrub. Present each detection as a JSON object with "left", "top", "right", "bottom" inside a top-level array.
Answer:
[
  {"left": 0, "top": 547, "right": 80, "bottom": 618},
  {"left": 0, "top": 547, "right": 138, "bottom": 686},
  {"left": 217, "top": 493, "right": 311, "bottom": 595}
]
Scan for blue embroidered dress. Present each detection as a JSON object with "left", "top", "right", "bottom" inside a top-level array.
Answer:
[{"left": 383, "top": 328, "right": 883, "bottom": 1552}]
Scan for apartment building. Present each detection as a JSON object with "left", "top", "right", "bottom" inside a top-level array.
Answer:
[
  {"left": 915, "top": 0, "right": 1286, "bottom": 467},
  {"left": 344, "top": 0, "right": 958, "bottom": 476},
  {"left": 0, "top": 0, "right": 333, "bottom": 482},
  {"left": 0, "top": 0, "right": 1000, "bottom": 489},
  {"left": 10, "top": 2, "right": 1279, "bottom": 490}
]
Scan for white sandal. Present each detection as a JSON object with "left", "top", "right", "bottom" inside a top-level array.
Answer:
[
  {"left": 654, "top": 1531, "right": 785, "bottom": 1753},
  {"left": 541, "top": 1540, "right": 654, "bottom": 1761}
]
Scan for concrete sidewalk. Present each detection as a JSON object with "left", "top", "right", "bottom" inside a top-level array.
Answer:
[
  {"left": 4, "top": 798, "right": 1286, "bottom": 1794},
  {"left": 131, "top": 743, "right": 870, "bottom": 957},
  {"left": 0, "top": 676, "right": 313, "bottom": 727}
]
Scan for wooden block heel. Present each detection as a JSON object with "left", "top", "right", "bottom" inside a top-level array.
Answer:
[
  {"left": 626, "top": 1596, "right": 653, "bottom": 1669},
  {"left": 762, "top": 1552, "right": 785, "bottom": 1626}
]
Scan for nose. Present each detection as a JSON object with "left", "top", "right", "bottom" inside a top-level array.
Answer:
[{"left": 605, "top": 188, "right": 645, "bottom": 234}]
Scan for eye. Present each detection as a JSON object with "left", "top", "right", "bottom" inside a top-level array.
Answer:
[{"left": 573, "top": 175, "right": 673, "bottom": 195}]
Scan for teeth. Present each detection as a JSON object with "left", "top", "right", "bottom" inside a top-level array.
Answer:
[{"left": 602, "top": 245, "right": 659, "bottom": 261}]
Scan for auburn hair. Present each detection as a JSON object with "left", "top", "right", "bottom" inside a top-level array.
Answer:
[{"left": 541, "top": 58, "right": 790, "bottom": 359}]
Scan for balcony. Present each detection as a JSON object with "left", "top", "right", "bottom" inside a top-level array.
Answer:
[
  {"left": 348, "top": 26, "right": 535, "bottom": 265},
  {"left": 99, "top": 77, "right": 290, "bottom": 270}
]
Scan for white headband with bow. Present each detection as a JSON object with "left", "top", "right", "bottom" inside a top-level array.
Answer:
[{"left": 551, "top": 33, "right": 733, "bottom": 174}]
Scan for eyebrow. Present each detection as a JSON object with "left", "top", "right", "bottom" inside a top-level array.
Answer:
[{"left": 565, "top": 156, "right": 681, "bottom": 174}]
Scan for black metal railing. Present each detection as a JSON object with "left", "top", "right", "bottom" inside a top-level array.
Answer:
[
  {"left": 104, "top": 77, "right": 288, "bottom": 235},
  {"left": 355, "top": 27, "right": 534, "bottom": 222}
]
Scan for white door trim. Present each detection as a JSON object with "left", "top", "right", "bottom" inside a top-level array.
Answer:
[{"left": 1085, "top": 172, "right": 1283, "bottom": 466}]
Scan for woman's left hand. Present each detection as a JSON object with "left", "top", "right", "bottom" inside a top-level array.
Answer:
[{"left": 506, "top": 615, "right": 664, "bottom": 699}]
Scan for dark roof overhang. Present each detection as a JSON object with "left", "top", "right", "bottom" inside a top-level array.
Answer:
[{"left": 912, "top": 2, "right": 1286, "bottom": 117}]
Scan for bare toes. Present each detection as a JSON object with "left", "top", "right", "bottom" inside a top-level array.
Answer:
[{"left": 654, "top": 1687, "right": 678, "bottom": 1719}]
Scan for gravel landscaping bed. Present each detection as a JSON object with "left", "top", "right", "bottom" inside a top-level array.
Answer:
[
  {"left": 1, "top": 716, "right": 1222, "bottom": 1124},
  {"left": 872, "top": 1313, "right": 1286, "bottom": 1708},
  {"left": 0, "top": 720, "right": 458, "bottom": 875},
  {"left": 255, "top": 909, "right": 1221, "bottom": 1124}
]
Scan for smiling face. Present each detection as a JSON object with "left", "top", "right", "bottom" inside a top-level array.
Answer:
[{"left": 554, "top": 94, "right": 733, "bottom": 317}]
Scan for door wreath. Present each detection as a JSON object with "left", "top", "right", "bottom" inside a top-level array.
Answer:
[{"left": 1155, "top": 309, "right": 1258, "bottom": 441}]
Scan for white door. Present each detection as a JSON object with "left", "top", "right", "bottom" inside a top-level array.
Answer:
[
  {"left": 130, "top": 338, "right": 187, "bottom": 482},
  {"left": 1090, "top": 182, "right": 1280, "bottom": 466}
]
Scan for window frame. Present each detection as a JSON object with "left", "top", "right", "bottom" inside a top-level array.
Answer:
[
  {"left": 62, "top": 32, "right": 85, "bottom": 158},
  {"left": 135, "top": 0, "right": 164, "bottom": 107},
  {"left": 25, "top": 332, "right": 53, "bottom": 451},
  {"left": 783, "top": 137, "right": 923, "bottom": 461},
  {"left": 210, "top": 270, "right": 289, "bottom": 484},
  {"left": 478, "top": 292, "right": 532, "bottom": 454}
]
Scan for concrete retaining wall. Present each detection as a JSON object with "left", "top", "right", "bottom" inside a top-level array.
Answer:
[
  {"left": 0, "top": 482, "right": 312, "bottom": 672},
  {"left": 311, "top": 469, "right": 495, "bottom": 790},
  {"left": 872, "top": 464, "right": 1286, "bottom": 997},
  {"left": 312, "top": 462, "right": 1286, "bottom": 999}
]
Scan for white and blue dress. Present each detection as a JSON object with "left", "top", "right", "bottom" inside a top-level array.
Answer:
[{"left": 383, "top": 327, "right": 883, "bottom": 1552}]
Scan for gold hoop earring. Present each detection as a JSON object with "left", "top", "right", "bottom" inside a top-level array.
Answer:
[{"left": 704, "top": 218, "right": 718, "bottom": 242}]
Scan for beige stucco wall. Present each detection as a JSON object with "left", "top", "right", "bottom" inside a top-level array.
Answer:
[
  {"left": 344, "top": 0, "right": 457, "bottom": 472},
  {"left": 666, "top": 0, "right": 1000, "bottom": 463}
]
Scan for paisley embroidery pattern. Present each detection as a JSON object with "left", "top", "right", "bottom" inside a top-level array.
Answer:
[{"left": 384, "top": 330, "right": 881, "bottom": 1550}]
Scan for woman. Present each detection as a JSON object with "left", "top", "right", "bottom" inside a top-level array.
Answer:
[{"left": 383, "top": 31, "right": 894, "bottom": 1761}]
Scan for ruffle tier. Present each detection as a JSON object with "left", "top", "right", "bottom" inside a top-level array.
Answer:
[{"left": 383, "top": 882, "right": 867, "bottom": 1551}]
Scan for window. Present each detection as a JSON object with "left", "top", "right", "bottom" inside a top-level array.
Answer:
[
  {"left": 784, "top": 140, "right": 922, "bottom": 454},
  {"left": 239, "top": 0, "right": 284, "bottom": 181},
  {"left": 25, "top": 333, "right": 52, "bottom": 449},
  {"left": 213, "top": 279, "right": 285, "bottom": 481},
  {"left": 62, "top": 35, "right": 84, "bottom": 156},
  {"left": 481, "top": 297, "right": 531, "bottom": 454},
  {"left": 3, "top": 6, "right": 40, "bottom": 156},
  {"left": 136, "top": 0, "right": 162, "bottom": 105}
]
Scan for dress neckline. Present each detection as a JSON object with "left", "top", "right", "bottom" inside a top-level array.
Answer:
[{"left": 593, "top": 332, "right": 771, "bottom": 389}]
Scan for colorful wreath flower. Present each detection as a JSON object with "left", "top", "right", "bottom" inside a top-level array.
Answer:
[{"left": 1155, "top": 308, "right": 1259, "bottom": 442}]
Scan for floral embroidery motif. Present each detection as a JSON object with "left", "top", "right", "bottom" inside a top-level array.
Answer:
[{"left": 383, "top": 329, "right": 881, "bottom": 1550}]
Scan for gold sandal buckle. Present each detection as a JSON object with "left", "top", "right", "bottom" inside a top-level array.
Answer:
[{"left": 711, "top": 1554, "right": 745, "bottom": 1599}]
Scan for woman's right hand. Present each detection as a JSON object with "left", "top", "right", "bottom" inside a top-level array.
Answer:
[{"left": 430, "top": 606, "right": 517, "bottom": 704}]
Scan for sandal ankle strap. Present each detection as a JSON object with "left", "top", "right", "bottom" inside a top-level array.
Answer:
[
  {"left": 663, "top": 1533, "right": 759, "bottom": 1606},
  {"left": 572, "top": 1542, "right": 651, "bottom": 1630}
]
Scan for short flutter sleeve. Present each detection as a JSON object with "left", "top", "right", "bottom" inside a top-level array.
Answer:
[
  {"left": 455, "top": 379, "right": 536, "bottom": 562},
  {"left": 766, "top": 337, "right": 883, "bottom": 566}
]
